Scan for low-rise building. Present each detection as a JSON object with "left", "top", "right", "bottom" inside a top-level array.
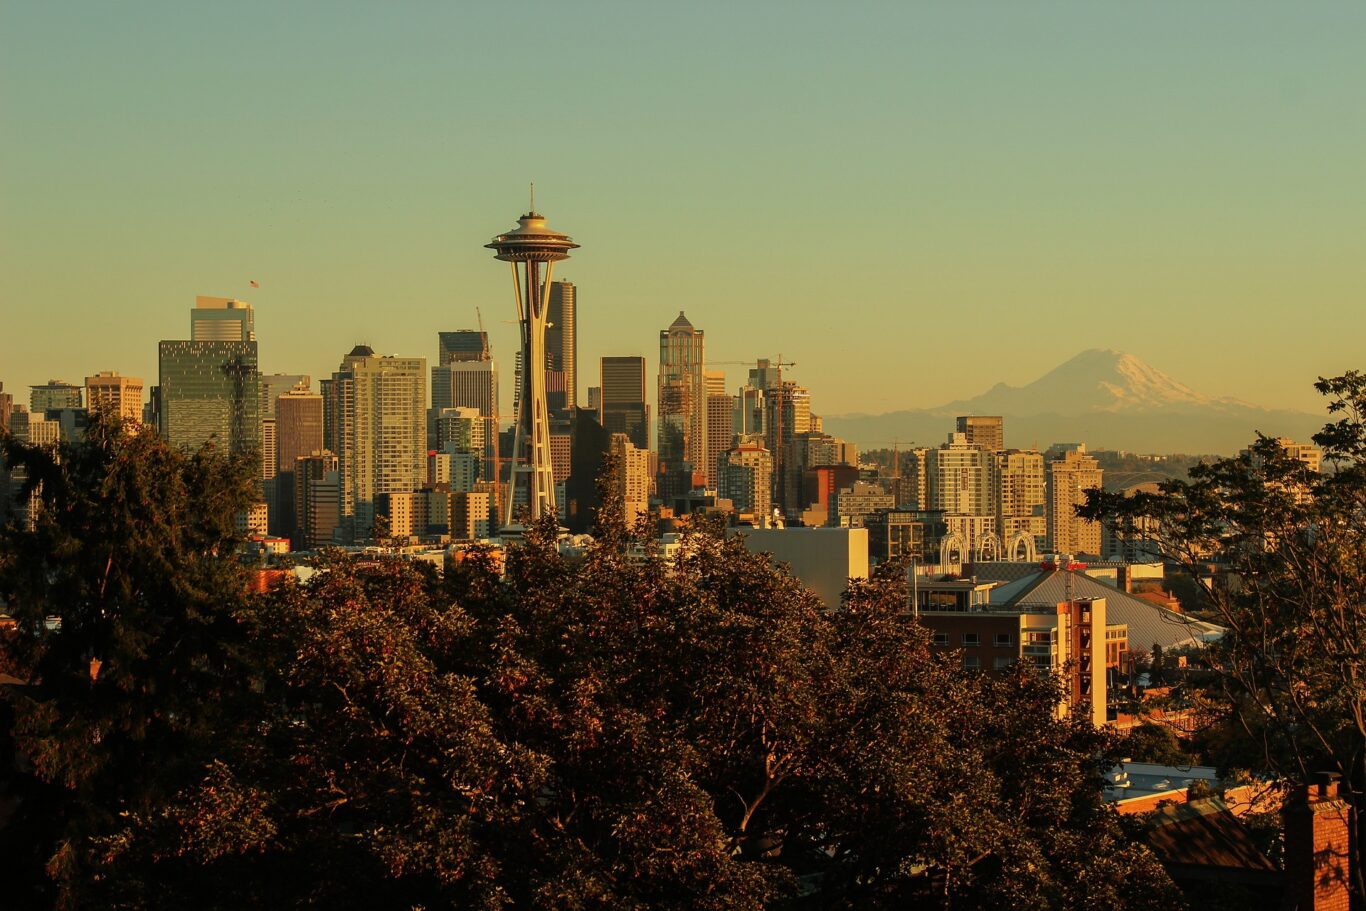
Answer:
[
  {"left": 920, "top": 597, "right": 1110, "bottom": 726},
  {"left": 730, "top": 526, "right": 868, "bottom": 610}
]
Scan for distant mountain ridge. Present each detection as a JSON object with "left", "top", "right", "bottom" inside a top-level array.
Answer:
[{"left": 825, "top": 349, "right": 1323, "bottom": 455}]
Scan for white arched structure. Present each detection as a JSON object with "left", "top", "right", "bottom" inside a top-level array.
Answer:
[
  {"left": 975, "top": 533, "right": 1002, "bottom": 563},
  {"left": 939, "top": 533, "right": 967, "bottom": 573},
  {"left": 1006, "top": 531, "right": 1037, "bottom": 563}
]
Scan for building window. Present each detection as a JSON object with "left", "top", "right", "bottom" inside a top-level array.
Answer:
[
  {"left": 963, "top": 655, "right": 980, "bottom": 670},
  {"left": 993, "top": 657, "right": 1013, "bottom": 670},
  {"left": 962, "top": 632, "right": 980, "bottom": 646},
  {"left": 994, "top": 633, "right": 1014, "bottom": 647},
  {"left": 932, "top": 632, "right": 949, "bottom": 646}
]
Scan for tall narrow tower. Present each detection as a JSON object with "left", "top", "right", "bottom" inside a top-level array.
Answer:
[{"left": 486, "top": 205, "right": 579, "bottom": 528}]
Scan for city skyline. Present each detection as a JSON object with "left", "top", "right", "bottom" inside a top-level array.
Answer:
[{"left": 5, "top": 3, "right": 1366, "bottom": 417}]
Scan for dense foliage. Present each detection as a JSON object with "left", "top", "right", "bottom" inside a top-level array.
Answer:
[{"left": 1, "top": 418, "right": 1174, "bottom": 908}]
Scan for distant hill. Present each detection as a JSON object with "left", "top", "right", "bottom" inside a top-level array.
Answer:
[{"left": 824, "top": 349, "right": 1324, "bottom": 455}]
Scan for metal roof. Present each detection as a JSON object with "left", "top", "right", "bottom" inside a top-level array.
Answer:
[{"left": 989, "top": 568, "right": 1222, "bottom": 650}]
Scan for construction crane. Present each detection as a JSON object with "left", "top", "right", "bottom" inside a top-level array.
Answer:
[
  {"left": 700, "top": 356, "right": 797, "bottom": 514},
  {"left": 706, "top": 357, "right": 797, "bottom": 371}
]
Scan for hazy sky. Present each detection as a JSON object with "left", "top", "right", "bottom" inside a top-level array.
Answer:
[{"left": 3, "top": 2, "right": 1363, "bottom": 417}]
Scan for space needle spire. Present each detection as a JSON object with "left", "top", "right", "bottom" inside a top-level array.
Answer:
[{"left": 486, "top": 202, "right": 579, "bottom": 529}]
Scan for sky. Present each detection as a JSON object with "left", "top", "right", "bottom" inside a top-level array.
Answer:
[{"left": 3, "top": 1, "right": 1364, "bottom": 418}]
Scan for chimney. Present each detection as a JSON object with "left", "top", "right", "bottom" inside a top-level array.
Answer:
[{"left": 1283, "top": 771, "right": 1352, "bottom": 911}]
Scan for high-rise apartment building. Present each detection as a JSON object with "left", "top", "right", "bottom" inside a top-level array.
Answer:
[
  {"left": 437, "top": 406, "right": 485, "bottom": 454},
  {"left": 1046, "top": 444, "right": 1104, "bottom": 555},
  {"left": 546, "top": 280, "right": 577, "bottom": 412},
  {"left": 322, "top": 346, "right": 427, "bottom": 542},
  {"left": 601, "top": 356, "right": 649, "bottom": 450},
  {"left": 191, "top": 296, "right": 255, "bottom": 341},
  {"left": 927, "top": 432, "right": 994, "bottom": 517},
  {"left": 84, "top": 372, "right": 143, "bottom": 423},
  {"left": 609, "top": 432, "right": 652, "bottom": 527},
  {"left": 956, "top": 415, "right": 1004, "bottom": 452},
  {"left": 30, "top": 380, "right": 83, "bottom": 413},
  {"left": 658, "top": 312, "right": 705, "bottom": 471},
  {"left": 719, "top": 439, "right": 773, "bottom": 521},
  {"left": 158, "top": 340, "right": 260, "bottom": 456},
  {"left": 899, "top": 448, "right": 931, "bottom": 510},
  {"left": 995, "top": 449, "right": 1046, "bottom": 553}
]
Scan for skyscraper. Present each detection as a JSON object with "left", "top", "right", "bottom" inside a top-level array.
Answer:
[
  {"left": 275, "top": 387, "right": 324, "bottom": 474},
  {"left": 719, "top": 438, "right": 773, "bottom": 521},
  {"left": 765, "top": 382, "right": 811, "bottom": 516},
  {"left": 84, "top": 372, "right": 143, "bottom": 423},
  {"left": 487, "top": 207, "right": 579, "bottom": 526},
  {"left": 293, "top": 451, "right": 340, "bottom": 550},
  {"left": 159, "top": 297, "right": 261, "bottom": 457},
  {"left": 703, "top": 370, "right": 733, "bottom": 491},
  {"left": 0, "top": 383, "right": 12, "bottom": 435},
  {"left": 658, "top": 312, "right": 705, "bottom": 472},
  {"left": 259, "top": 375, "right": 309, "bottom": 484},
  {"left": 322, "top": 346, "right": 427, "bottom": 542},
  {"left": 29, "top": 380, "right": 83, "bottom": 413},
  {"left": 1046, "top": 444, "right": 1104, "bottom": 555},
  {"left": 601, "top": 356, "right": 649, "bottom": 450},
  {"left": 546, "top": 280, "right": 577, "bottom": 412},
  {"left": 956, "top": 415, "right": 1004, "bottom": 452},
  {"left": 158, "top": 340, "right": 259, "bottom": 456},
  {"left": 191, "top": 296, "right": 255, "bottom": 341},
  {"left": 261, "top": 374, "right": 310, "bottom": 418},
  {"left": 432, "top": 361, "right": 498, "bottom": 435},
  {"left": 438, "top": 330, "right": 489, "bottom": 365},
  {"left": 995, "top": 448, "right": 1046, "bottom": 553},
  {"left": 273, "top": 386, "right": 324, "bottom": 537},
  {"left": 927, "top": 432, "right": 993, "bottom": 516}
]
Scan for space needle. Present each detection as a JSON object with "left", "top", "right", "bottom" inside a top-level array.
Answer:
[{"left": 486, "top": 193, "right": 579, "bottom": 529}]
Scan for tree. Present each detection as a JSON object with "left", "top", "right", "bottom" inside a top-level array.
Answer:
[
  {"left": 0, "top": 416, "right": 258, "bottom": 907},
  {"left": 3, "top": 420, "right": 1179, "bottom": 908},
  {"left": 1122, "top": 722, "right": 1194, "bottom": 767},
  {"left": 1081, "top": 369, "right": 1366, "bottom": 902}
]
